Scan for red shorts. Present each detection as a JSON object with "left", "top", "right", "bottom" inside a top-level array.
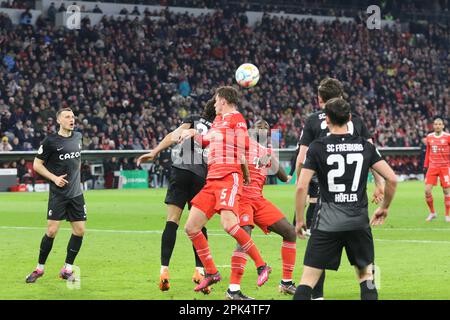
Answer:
[
  {"left": 190, "top": 172, "right": 242, "bottom": 219},
  {"left": 425, "top": 167, "right": 450, "bottom": 188},
  {"left": 239, "top": 196, "right": 285, "bottom": 234}
]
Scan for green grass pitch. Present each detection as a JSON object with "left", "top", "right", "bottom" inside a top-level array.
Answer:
[{"left": 1, "top": 181, "right": 449, "bottom": 300}]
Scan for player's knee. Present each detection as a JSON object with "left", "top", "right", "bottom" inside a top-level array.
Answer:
[
  {"left": 184, "top": 223, "right": 198, "bottom": 235},
  {"left": 46, "top": 227, "right": 59, "bottom": 238},
  {"left": 284, "top": 226, "right": 297, "bottom": 242}
]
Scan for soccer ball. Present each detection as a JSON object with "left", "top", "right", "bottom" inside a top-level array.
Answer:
[{"left": 235, "top": 63, "right": 260, "bottom": 88}]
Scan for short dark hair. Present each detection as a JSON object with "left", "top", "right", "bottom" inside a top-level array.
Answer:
[
  {"left": 202, "top": 98, "right": 216, "bottom": 122},
  {"left": 215, "top": 86, "right": 239, "bottom": 105},
  {"left": 254, "top": 119, "right": 269, "bottom": 130},
  {"left": 325, "top": 98, "right": 351, "bottom": 126},
  {"left": 433, "top": 116, "right": 444, "bottom": 123},
  {"left": 318, "top": 78, "right": 344, "bottom": 102},
  {"left": 56, "top": 107, "right": 73, "bottom": 118}
]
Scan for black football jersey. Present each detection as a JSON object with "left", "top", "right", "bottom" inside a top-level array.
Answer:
[
  {"left": 299, "top": 111, "right": 370, "bottom": 147},
  {"left": 303, "top": 134, "right": 383, "bottom": 232},
  {"left": 36, "top": 131, "right": 83, "bottom": 199},
  {"left": 171, "top": 115, "right": 212, "bottom": 179}
]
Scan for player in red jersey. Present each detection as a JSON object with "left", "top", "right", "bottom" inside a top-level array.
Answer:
[
  {"left": 225, "top": 120, "right": 297, "bottom": 300},
  {"left": 181, "top": 86, "right": 272, "bottom": 292},
  {"left": 423, "top": 117, "right": 450, "bottom": 222}
]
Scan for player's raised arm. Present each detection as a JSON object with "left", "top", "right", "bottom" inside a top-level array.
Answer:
[
  {"left": 369, "top": 160, "right": 398, "bottom": 226},
  {"left": 138, "top": 123, "right": 191, "bottom": 166}
]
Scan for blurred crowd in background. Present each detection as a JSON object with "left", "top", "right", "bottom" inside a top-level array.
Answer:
[{"left": 0, "top": 1, "right": 448, "bottom": 185}]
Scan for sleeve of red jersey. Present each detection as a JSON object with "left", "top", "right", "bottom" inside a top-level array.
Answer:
[{"left": 231, "top": 113, "right": 250, "bottom": 151}]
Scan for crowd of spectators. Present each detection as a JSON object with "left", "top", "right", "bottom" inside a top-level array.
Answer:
[{"left": 0, "top": 7, "right": 448, "bottom": 179}]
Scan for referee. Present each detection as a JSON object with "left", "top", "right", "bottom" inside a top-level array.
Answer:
[{"left": 26, "top": 108, "right": 86, "bottom": 283}]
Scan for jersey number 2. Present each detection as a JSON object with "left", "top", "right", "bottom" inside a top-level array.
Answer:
[{"left": 327, "top": 154, "right": 363, "bottom": 192}]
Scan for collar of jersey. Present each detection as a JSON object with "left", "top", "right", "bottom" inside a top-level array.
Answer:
[{"left": 221, "top": 111, "right": 239, "bottom": 118}]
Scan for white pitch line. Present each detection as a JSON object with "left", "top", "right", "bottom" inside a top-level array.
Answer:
[{"left": 1, "top": 226, "right": 450, "bottom": 244}]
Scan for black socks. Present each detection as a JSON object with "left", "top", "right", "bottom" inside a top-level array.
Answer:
[
  {"left": 38, "top": 234, "right": 55, "bottom": 265},
  {"left": 293, "top": 285, "right": 313, "bottom": 300},
  {"left": 360, "top": 280, "right": 378, "bottom": 300},
  {"left": 65, "top": 234, "right": 83, "bottom": 265},
  {"left": 161, "top": 221, "right": 178, "bottom": 266}
]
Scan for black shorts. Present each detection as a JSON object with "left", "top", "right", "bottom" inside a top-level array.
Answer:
[
  {"left": 308, "top": 178, "right": 320, "bottom": 198},
  {"left": 47, "top": 194, "right": 87, "bottom": 222},
  {"left": 304, "top": 228, "right": 374, "bottom": 271},
  {"left": 164, "top": 167, "right": 206, "bottom": 210}
]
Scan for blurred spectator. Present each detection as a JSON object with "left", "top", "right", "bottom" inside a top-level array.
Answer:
[
  {"left": 93, "top": 4, "right": 103, "bottom": 13},
  {"left": 131, "top": 6, "right": 140, "bottom": 15},
  {"left": 103, "top": 157, "right": 121, "bottom": 188},
  {"left": 47, "top": 2, "right": 57, "bottom": 23},
  {"left": 0, "top": 137, "right": 12, "bottom": 151},
  {"left": 19, "top": 7, "right": 32, "bottom": 24},
  {"left": 81, "top": 160, "right": 94, "bottom": 190}
]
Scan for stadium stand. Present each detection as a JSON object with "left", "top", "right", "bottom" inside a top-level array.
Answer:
[{"left": 0, "top": 1, "right": 448, "bottom": 183}]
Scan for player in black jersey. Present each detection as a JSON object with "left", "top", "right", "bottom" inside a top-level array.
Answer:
[
  {"left": 294, "top": 77, "right": 385, "bottom": 299},
  {"left": 26, "top": 108, "right": 86, "bottom": 283},
  {"left": 137, "top": 99, "right": 216, "bottom": 293},
  {"left": 293, "top": 98, "right": 397, "bottom": 300}
]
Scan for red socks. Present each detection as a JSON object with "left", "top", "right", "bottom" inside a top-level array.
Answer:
[
  {"left": 281, "top": 241, "right": 296, "bottom": 281},
  {"left": 445, "top": 195, "right": 450, "bottom": 216},
  {"left": 188, "top": 231, "right": 217, "bottom": 275},
  {"left": 227, "top": 224, "right": 265, "bottom": 268},
  {"left": 230, "top": 250, "right": 247, "bottom": 285},
  {"left": 425, "top": 194, "right": 435, "bottom": 213}
]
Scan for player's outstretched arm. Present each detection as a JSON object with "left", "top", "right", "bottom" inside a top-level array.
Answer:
[
  {"left": 295, "top": 168, "right": 314, "bottom": 238},
  {"left": 370, "top": 160, "right": 398, "bottom": 226},
  {"left": 272, "top": 154, "right": 288, "bottom": 182},
  {"left": 33, "top": 158, "right": 68, "bottom": 188},
  {"left": 138, "top": 123, "right": 191, "bottom": 166}
]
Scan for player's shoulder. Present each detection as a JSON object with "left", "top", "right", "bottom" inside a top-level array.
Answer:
[
  {"left": 230, "top": 111, "right": 247, "bottom": 129},
  {"left": 43, "top": 133, "right": 58, "bottom": 143},
  {"left": 306, "top": 110, "right": 325, "bottom": 122},
  {"left": 73, "top": 131, "right": 82, "bottom": 139}
]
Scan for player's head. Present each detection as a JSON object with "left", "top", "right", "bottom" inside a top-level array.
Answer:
[
  {"left": 214, "top": 86, "right": 239, "bottom": 115},
  {"left": 433, "top": 117, "right": 445, "bottom": 134},
  {"left": 325, "top": 98, "right": 351, "bottom": 128},
  {"left": 202, "top": 98, "right": 217, "bottom": 122},
  {"left": 252, "top": 119, "right": 270, "bottom": 142},
  {"left": 318, "top": 77, "right": 344, "bottom": 108},
  {"left": 56, "top": 108, "right": 75, "bottom": 132}
]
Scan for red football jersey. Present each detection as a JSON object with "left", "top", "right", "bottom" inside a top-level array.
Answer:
[
  {"left": 242, "top": 139, "right": 272, "bottom": 199},
  {"left": 424, "top": 132, "right": 450, "bottom": 169},
  {"left": 203, "top": 111, "right": 249, "bottom": 180}
]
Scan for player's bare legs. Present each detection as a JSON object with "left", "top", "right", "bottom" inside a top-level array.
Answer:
[
  {"left": 355, "top": 264, "right": 378, "bottom": 300},
  {"left": 25, "top": 220, "right": 61, "bottom": 283},
  {"left": 444, "top": 187, "right": 450, "bottom": 222},
  {"left": 425, "top": 184, "right": 437, "bottom": 221},
  {"left": 293, "top": 266, "right": 324, "bottom": 300}
]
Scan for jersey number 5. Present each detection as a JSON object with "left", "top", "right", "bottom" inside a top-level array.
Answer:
[{"left": 327, "top": 153, "right": 363, "bottom": 192}]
